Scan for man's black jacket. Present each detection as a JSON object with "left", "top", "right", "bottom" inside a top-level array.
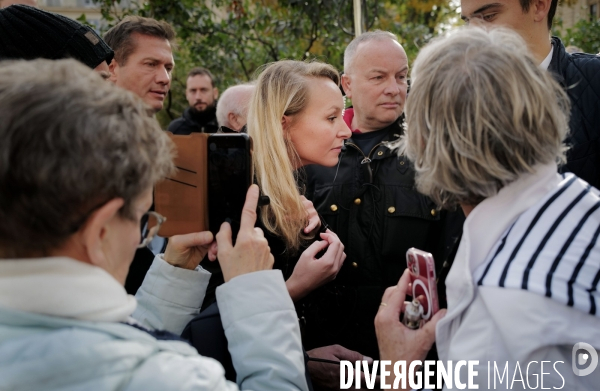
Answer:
[
  {"left": 167, "top": 106, "right": 219, "bottom": 134},
  {"left": 302, "top": 119, "right": 463, "bottom": 359},
  {"left": 550, "top": 37, "right": 600, "bottom": 188}
]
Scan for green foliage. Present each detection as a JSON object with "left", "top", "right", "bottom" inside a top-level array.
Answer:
[
  {"left": 380, "top": 1, "right": 459, "bottom": 60},
  {"left": 95, "top": 0, "right": 457, "bottom": 128},
  {"left": 76, "top": 13, "right": 90, "bottom": 25},
  {"left": 562, "top": 19, "right": 600, "bottom": 54}
]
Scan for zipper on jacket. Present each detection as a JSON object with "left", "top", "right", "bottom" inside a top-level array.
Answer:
[{"left": 344, "top": 141, "right": 387, "bottom": 184}]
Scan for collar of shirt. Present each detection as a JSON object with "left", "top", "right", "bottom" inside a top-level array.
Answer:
[
  {"left": 540, "top": 44, "right": 554, "bottom": 70},
  {"left": 342, "top": 107, "right": 362, "bottom": 134}
]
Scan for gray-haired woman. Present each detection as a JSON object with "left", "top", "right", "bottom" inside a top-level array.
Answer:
[
  {"left": 375, "top": 27, "right": 600, "bottom": 390},
  {"left": 0, "top": 59, "right": 307, "bottom": 391}
]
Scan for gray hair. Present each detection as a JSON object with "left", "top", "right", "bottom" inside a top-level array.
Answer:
[
  {"left": 216, "top": 83, "right": 255, "bottom": 128},
  {"left": 0, "top": 59, "right": 175, "bottom": 257},
  {"left": 400, "top": 27, "right": 569, "bottom": 209},
  {"left": 343, "top": 30, "right": 399, "bottom": 73}
]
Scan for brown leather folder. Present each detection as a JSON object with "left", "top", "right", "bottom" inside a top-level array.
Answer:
[{"left": 155, "top": 132, "right": 209, "bottom": 237}]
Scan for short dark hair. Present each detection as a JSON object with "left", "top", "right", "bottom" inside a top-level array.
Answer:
[
  {"left": 104, "top": 16, "right": 175, "bottom": 65},
  {"left": 547, "top": 0, "right": 558, "bottom": 30},
  {"left": 187, "top": 67, "right": 216, "bottom": 87},
  {"left": 519, "top": 0, "right": 557, "bottom": 30}
]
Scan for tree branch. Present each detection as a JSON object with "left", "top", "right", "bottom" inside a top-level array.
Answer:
[
  {"left": 302, "top": 20, "right": 319, "bottom": 60},
  {"left": 192, "top": 25, "right": 280, "bottom": 62},
  {"left": 250, "top": 33, "right": 279, "bottom": 61},
  {"left": 233, "top": 50, "right": 251, "bottom": 80}
]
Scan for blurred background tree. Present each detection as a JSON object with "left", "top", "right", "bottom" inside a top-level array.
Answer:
[
  {"left": 93, "top": 0, "right": 458, "bottom": 128},
  {"left": 562, "top": 19, "right": 600, "bottom": 53}
]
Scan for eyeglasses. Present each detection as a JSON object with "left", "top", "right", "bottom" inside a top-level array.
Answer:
[{"left": 138, "top": 211, "right": 166, "bottom": 248}]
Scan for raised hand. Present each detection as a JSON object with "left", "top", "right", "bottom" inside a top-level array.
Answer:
[
  {"left": 216, "top": 185, "right": 274, "bottom": 281},
  {"left": 286, "top": 229, "right": 346, "bottom": 301}
]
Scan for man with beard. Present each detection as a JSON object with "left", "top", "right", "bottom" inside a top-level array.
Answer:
[{"left": 168, "top": 67, "right": 219, "bottom": 134}]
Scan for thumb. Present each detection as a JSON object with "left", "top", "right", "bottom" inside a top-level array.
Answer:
[
  {"left": 170, "top": 231, "right": 214, "bottom": 249},
  {"left": 215, "top": 221, "right": 233, "bottom": 254},
  {"left": 207, "top": 241, "right": 218, "bottom": 261},
  {"left": 319, "top": 231, "right": 334, "bottom": 244},
  {"left": 333, "top": 345, "right": 366, "bottom": 362},
  {"left": 303, "top": 239, "right": 330, "bottom": 259},
  {"left": 422, "top": 308, "right": 446, "bottom": 339},
  {"left": 424, "top": 308, "right": 446, "bottom": 329}
]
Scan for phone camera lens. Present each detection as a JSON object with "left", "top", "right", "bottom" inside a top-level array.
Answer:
[{"left": 209, "top": 143, "right": 217, "bottom": 151}]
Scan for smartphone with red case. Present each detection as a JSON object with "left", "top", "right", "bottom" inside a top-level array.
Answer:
[{"left": 406, "top": 247, "right": 439, "bottom": 321}]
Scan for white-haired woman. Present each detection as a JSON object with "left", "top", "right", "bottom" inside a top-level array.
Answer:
[{"left": 375, "top": 27, "right": 600, "bottom": 390}]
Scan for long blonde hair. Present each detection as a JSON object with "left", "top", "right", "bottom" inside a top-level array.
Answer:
[{"left": 247, "top": 60, "right": 340, "bottom": 253}]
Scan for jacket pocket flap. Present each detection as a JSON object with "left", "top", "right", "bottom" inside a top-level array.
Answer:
[{"left": 383, "top": 187, "right": 440, "bottom": 220}]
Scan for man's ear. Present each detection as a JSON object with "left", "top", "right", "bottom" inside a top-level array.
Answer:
[
  {"left": 107, "top": 59, "right": 119, "bottom": 84},
  {"left": 79, "top": 198, "right": 124, "bottom": 267},
  {"left": 213, "top": 88, "right": 219, "bottom": 100},
  {"left": 532, "top": 0, "right": 552, "bottom": 24},
  {"left": 228, "top": 112, "right": 241, "bottom": 131},
  {"left": 341, "top": 74, "right": 352, "bottom": 99}
]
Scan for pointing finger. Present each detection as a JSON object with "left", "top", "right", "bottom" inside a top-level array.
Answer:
[{"left": 239, "top": 185, "right": 260, "bottom": 233}]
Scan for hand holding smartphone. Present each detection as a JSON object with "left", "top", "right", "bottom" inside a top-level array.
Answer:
[{"left": 406, "top": 247, "right": 440, "bottom": 321}]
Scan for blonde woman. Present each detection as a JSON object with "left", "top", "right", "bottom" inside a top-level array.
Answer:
[
  {"left": 248, "top": 60, "right": 378, "bottom": 389},
  {"left": 375, "top": 27, "right": 600, "bottom": 389},
  {"left": 205, "top": 61, "right": 350, "bottom": 302},
  {"left": 196, "top": 61, "right": 358, "bottom": 389},
  {"left": 245, "top": 60, "right": 352, "bottom": 301}
]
